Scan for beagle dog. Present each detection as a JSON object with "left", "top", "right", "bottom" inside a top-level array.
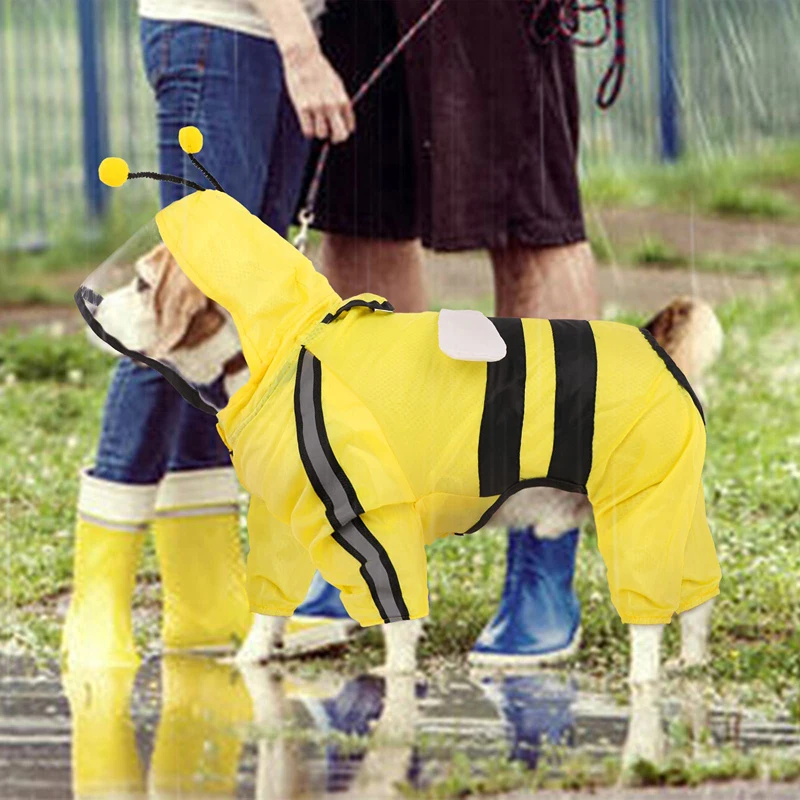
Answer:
[
  {"left": 91, "top": 247, "right": 724, "bottom": 710},
  {"left": 85, "top": 129, "right": 726, "bottom": 776}
]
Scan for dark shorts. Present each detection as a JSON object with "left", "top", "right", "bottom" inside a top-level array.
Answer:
[{"left": 307, "top": 0, "right": 587, "bottom": 252}]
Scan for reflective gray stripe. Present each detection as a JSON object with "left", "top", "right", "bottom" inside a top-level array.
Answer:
[
  {"left": 298, "top": 349, "right": 356, "bottom": 528},
  {"left": 336, "top": 521, "right": 404, "bottom": 622},
  {"left": 296, "top": 347, "right": 408, "bottom": 623}
]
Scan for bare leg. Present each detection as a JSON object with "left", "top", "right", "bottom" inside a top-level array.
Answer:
[
  {"left": 490, "top": 238, "right": 598, "bottom": 572},
  {"left": 321, "top": 234, "right": 428, "bottom": 313},
  {"left": 491, "top": 240, "right": 598, "bottom": 320}
]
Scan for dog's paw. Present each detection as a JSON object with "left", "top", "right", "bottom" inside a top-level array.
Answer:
[{"left": 621, "top": 727, "right": 665, "bottom": 777}]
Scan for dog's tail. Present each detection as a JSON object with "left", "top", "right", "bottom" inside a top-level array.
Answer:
[{"left": 643, "top": 296, "right": 724, "bottom": 390}]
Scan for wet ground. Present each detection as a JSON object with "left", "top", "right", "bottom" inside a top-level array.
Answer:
[{"left": 2, "top": 652, "right": 799, "bottom": 799}]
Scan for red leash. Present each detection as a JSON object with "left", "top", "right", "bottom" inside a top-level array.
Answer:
[
  {"left": 526, "top": 0, "right": 627, "bottom": 110},
  {"left": 294, "top": 0, "right": 626, "bottom": 252}
]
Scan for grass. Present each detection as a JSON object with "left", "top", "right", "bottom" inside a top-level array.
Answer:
[
  {"left": 582, "top": 142, "right": 800, "bottom": 219},
  {"left": 396, "top": 742, "right": 800, "bottom": 797},
  {"left": 698, "top": 248, "right": 800, "bottom": 276},
  {"left": 588, "top": 228, "right": 800, "bottom": 277},
  {"left": 2, "top": 143, "right": 800, "bottom": 311},
  {"left": 630, "top": 235, "right": 687, "bottom": 267}
]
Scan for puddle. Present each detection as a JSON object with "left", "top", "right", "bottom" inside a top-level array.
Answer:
[{"left": 1, "top": 652, "right": 798, "bottom": 799}]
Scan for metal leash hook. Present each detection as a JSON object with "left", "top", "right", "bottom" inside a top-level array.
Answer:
[{"left": 293, "top": 207, "right": 315, "bottom": 255}]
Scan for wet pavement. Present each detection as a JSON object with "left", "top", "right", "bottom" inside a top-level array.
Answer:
[{"left": 2, "top": 652, "right": 799, "bottom": 799}]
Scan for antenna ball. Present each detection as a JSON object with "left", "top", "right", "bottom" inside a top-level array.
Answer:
[
  {"left": 179, "top": 126, "right": 203, "bottom": 154},
  {"left": 98, "top": 157, "right": 129, "bottom": 187}
]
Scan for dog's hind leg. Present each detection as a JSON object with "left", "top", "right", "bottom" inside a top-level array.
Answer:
[
  {"left": 678, "top": 598, "right": 714, "bottom": 667},
  {"left": 622, "top": 623, "right": 665, "bottom": 772}
]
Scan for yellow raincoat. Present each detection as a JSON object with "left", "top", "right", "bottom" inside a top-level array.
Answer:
[{"left": 157, "top": 189, "right": 721, "bottom": 627}]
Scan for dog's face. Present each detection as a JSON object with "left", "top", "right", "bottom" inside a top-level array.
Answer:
[{"left": 93, "top": 244, "right": 241, "bottom": 385}]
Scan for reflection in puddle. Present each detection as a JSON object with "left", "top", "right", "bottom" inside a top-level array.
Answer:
[{"left": 1, "top": 653, "right": 798, "bottom": 798}]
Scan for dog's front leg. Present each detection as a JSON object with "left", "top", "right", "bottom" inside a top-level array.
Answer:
[
  {"left": 381, "top": 618, "right": 424, "bottom": 675},
  {"left": 235, "top": 615, "right": 288, "bottom": 665},
  {"left": 622, "top": 623, "right": 665, "bottom": 772}
]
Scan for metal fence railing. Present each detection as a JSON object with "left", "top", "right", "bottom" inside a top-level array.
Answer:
[{"left": 2, "top": 0, "right": 800, "bottom": 253}]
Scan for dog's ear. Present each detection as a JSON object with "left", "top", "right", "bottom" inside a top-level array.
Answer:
[
  {"left": 172, "top": 302, "right": 226, "bottom": 350},
  {"left": 148, "top": 245, "right": 210, "bottom": 356}
]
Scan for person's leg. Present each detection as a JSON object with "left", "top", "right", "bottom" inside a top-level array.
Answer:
[
  {"left": 471, "top": 240, "right": 597, "bottom": 666},
  {"left": 492, "top": 240, "right": 599, "bottom": 320},
  {"left": 471, "top": 243, "right": 597, "bottom": 666},
  {"left": 155, "top": 429, "right": 250, "bottom": 651},
  {"left": 152, "top": 26, "right": 312, "bottom": 651},
  {"left": 61, "top": 360, "right": 183, "bottom": 669},
  {"left": 322, "top": 236, "right": 428, "bottom": 313}
]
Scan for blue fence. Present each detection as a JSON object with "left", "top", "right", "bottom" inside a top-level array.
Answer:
[{"left": 1, "top": 0, "right": 800, "bottom": 252}]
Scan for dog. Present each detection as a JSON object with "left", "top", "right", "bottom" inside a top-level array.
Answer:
[
  {"left": 91, "top": 240, "right": 723, "bottom": 676},
  {"left": 85, "top": 177, "right": 724, "bottom": 771}
]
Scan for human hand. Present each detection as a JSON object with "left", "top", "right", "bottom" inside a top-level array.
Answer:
[{"left": 282, "top": 42, "right": 355, "bottom": 143}]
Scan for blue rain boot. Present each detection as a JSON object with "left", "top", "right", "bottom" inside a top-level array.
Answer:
[
  {"left": 469, "top": 526, "right": 581, "bottom": 668},
  {"left": 283, "top": 572, "right": 360, "bottom": 656},
  {"left": 295, "top": 572, "right": 349, "bottom": 618}
]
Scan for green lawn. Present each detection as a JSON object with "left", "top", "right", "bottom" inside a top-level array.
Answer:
[
  {"left": 2, "top": 275, "right": 799, "bottom": 719},
  {"left": 582, "top": 143, "right": 800, "bottom": 219}
]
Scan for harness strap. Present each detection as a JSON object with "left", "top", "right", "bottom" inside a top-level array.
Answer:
[{"left": 322, "top": 298, "right": 395, "bottom": 324}]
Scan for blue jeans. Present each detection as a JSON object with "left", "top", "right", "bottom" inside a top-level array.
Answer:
[{"left": 93, "top": 21, "right": 311, "bottom": 485}]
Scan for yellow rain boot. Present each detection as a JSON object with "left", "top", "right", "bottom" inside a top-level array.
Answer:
[
  {"left": 63, "top": 666, "right": 145, "bottom": 799},
  {"left": 61, "top": 470, "right": 155, "bottom": 670},
  {"left": 149, "top": 655, "right": 252, "bottom": 797},
  {"left": 154, "top": 468, "right": 252, "bottom": 653}
]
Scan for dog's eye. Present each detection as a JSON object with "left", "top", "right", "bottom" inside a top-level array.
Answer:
[{"left": 136, "top": 277, "right": 150, "bottom": 293}]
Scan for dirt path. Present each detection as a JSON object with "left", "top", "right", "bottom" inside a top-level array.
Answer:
[
  {"left": 423, "top": 252, "right": 778, "bottom": 312},
  {"left": 589, "top": 206, "right": 800, "bottom": 258},
  {"left": 0, "top": 259, "right": 778, "bottom": 335}
]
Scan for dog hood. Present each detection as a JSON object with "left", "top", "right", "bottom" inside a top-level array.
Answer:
[
  {"left": 155, "top": 190, "right": 336, "bottom": 376},
  {"left": 75, "top": 127, "right": 339, "bottom": 415}
]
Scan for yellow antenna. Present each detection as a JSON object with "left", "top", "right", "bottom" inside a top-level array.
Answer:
[{"left": 97, "top": 127, "right": 223, "bottom": 193}]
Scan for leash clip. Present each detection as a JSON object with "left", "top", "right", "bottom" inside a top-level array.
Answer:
[{"left": 293, "top": 208, "right": 315, "bottom": 255}]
